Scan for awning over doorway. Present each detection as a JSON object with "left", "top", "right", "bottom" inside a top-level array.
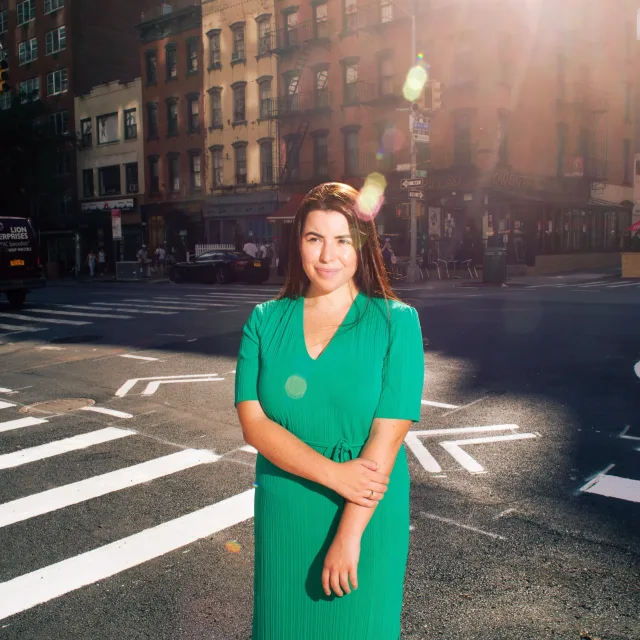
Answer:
[
  {"left": 267, "top": 193, "right": 305, "bottom": 224},
  {"left": 499, "top": 190, "right": 629, "bottom": 211},
  {"left": 628, "top": 219, "right": 640, "bottom": 232}
]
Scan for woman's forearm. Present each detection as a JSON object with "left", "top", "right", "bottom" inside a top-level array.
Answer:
[
  {"left": 237, "top": 402, "right": 336, "bottom": 489},
  {"left": 336, "top": 418, "right": 411, "bottom": 540}
]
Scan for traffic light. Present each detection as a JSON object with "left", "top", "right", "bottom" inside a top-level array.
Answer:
[
  {"left": 424, "top": 81, "right": 443, "bottom": 111},
  {"left": 396, "top": 203, "right": 409, "bottom": 219},
  {"left": 0, "top": 57, "right": 9, "bottom": 94}
]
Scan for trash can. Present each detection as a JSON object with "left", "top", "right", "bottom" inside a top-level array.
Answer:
[{"left": 483, "top": 247, "right": 507, "bottom": 284}]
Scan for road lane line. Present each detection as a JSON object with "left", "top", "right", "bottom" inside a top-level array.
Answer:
[
  {"left": 0, "top": 417, "right": 49, "bottom": 434},
  {"left": 80, "top": 407, "right": 134, "bottom": 419},
  {"left": 606, "top": 281, "right": 640, "bottom": 288},
  {"left": 0, "top": 401, "right": 16, "bottom": 410},
  {"left": 95, "top": 301, "right": 208, "bottom": 312},
  {"left": 580, "top": 473, "right": 640, "bottom": 504},
  {"left": 115, "top": 374, "right": 221, "bottom": 397},
  {"left": 0, "top": 489, "right": 254, "bottom": 621},
  {"left": 441, "top": 395, "right": 490, "bottom": 417},
  {"left": 141, "top": 377, "right": 224, "bottom": 395},
  {"left": 0, "top": 449, "right": 220, "bottom": 529},
  {"left": 240, "top": 445, "right": 258, "bottom": 454},
  {"left": 439, "top": 433, "right": 538, "bottom": 474},
  {"left": 421, "top": 400, "right": 459, "bottom": 409},
  {"left": 118, "top": 354, "right": 159, "bottom": 362},
  {"left": 0, "top": 323, "right": 48, "bottom": 333},
  {"left": 28, "top": 309, "right": 132, "bottom": 320},
  {"left": 57, "top": 305, "right": 176, "bottom": 316},
  {"left": 0, "top": 313, "right": 91, "bottom": 326},
  {"left": 0, "top": 428, "right": 135, "bottom": 470},
  {"left": 404, "top": 433, "right": 441, "bottom": 473},
  {"left": 419, "top": 512, "right": 506, "bottom": 540},
  {"left": 148, "top": 298, "right": 235, "bottom": 307}
]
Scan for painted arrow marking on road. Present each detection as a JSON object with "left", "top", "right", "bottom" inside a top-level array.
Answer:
[
  {"left": 115, "top": 374, "right": 224, "bottom": 398},
  {"left": 405, "top": 425, "right": 540, "bottom": 474}
]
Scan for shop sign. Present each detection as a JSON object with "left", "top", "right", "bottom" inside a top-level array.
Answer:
[
  {"left": 82, "top": 198, "right": 135, "bottom": 212},
  {"left": 492, "top": 170, "right": 536, "bottom": 191},
  {"left": 111, "top": 210, "right": 122, "bottom": 240},
  {"left": 424, "top": 174, "right": 462, "bottom": 190}
]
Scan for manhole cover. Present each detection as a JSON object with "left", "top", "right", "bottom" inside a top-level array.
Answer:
[
  {"left": 20, "top": 398, "right": 95, "bottom": 415},
  {"left": 49, "top": 335, "right": 103, "bottom": 344}
]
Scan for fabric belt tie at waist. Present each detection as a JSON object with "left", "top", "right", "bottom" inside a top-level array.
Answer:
[{"left": 305, "top": 439, "right": 366, "bottom": 463}]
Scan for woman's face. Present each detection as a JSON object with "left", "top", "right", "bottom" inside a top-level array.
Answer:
[{"left": 300, "top": 209, "right": 358, "bottom": 295}]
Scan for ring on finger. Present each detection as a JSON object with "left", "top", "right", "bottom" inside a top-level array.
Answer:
[{"left": 368, "top": 488, "right": 374, "bottom": 498}]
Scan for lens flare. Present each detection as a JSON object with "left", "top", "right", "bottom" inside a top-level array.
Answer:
[
  {"left": 356, "top": 172, "right": 387, "bottom": 221},
  {"left": 225, "top": 540, "right": 242, "bottom": 553},
  {"left": 285, "top": 375, "right": 307, "bottom": 399},
  {"left": 403, "top": 65, "right": 428, "bottom": 102}
]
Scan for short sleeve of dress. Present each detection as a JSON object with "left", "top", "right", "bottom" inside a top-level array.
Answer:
[
  {"left": 234, "top": 304, "right": 263, "bottom": 405},
  {"left": 374, "top": 304, "right": 425, "bottom": 422}
]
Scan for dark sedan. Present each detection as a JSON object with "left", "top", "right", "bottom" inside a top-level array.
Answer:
[{"left": 169, "top": 250, "right": 270, "bottom": 285}]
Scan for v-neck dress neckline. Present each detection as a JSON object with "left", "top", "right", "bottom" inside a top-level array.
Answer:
[{"left": 300, "top": 291, "right": 361, "bottom": 362}]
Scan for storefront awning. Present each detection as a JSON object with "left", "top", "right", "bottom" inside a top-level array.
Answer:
[
  {"left": 628, "top": 219, "right": 640, "bottom": 232},
  {"left": 267, "top": 193, "right": 305, "bottom": 224},
  {"left": 499, "top": 190, "right": 629, "bottom": 211}
]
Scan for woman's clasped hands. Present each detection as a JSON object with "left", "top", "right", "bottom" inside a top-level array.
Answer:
[{"left": 328, "top": 458, "right": 389, "bottom": 508}]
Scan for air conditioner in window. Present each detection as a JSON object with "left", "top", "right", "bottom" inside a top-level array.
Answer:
[
  {"left": 231, "top": 51, "right": 242, "bottom": 61},
  {"left": 128, "top": 184, "right": 138, "bottom": 192}
]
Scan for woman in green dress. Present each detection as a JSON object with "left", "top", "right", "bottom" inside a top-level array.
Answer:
[{"left": 235, "top": 183, "right": 424, "bottom": 639}]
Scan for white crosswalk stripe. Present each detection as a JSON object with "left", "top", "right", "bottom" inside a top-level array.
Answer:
[
  {"left": 27, "top": 308, "right": 133, "bottom": 319},
  {"left": 0, "top": 312, "right": 91, "bottom": 326},
  {"left": 55, "top": 304, "right": 177, "bottom": 316},
  {"left": 0, "top": 323, "right": 49, "bottom": 334},
  {"left": 90, "top": 301, "right": 207, "bottom": 312},
  {"left": 0, "top": 403, "right": 255, "bottom": 621}
]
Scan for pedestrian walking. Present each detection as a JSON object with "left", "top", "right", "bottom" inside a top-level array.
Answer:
[
  {"left": 136, "top": 244, "right": 150, "bottom": 278},
  {"left": 97, "top": 246, "right": 106, "bottom": 276},
  {"left": 243, "top": 234, "right": 258, "bottom": 258},
  {"left": 235, "top": 182, "right": 424, "bottom": 640},
  {"left": 85, "top": 249, "right": 97, "bottom": 277},
  {"left": 155, "top": 244, "right": 167, "bottom": 276}
]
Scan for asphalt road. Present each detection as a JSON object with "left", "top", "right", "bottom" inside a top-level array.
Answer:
[{"left": 0, "top": 278, "right": 638, "bottom": 640}]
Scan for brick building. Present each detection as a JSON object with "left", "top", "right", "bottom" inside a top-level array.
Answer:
[
  {"left": 136, "top": 1, "right": 204, "bottom": 260},
  {"left": 268, "top": 0, "right": 636, "bottom": 272},
  {"left": 0, "top": 0, "right": 155, "bottom": 270}
]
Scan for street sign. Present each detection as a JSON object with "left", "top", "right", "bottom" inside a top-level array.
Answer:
[
  {"left": 396, "top": 163, "right": 411, "bottom": 172},
  {"left": 413, "top": 121, "right": 430, "bottom": 134},
  {"left": 409, "top": 191, "right": 424, "bottom": 199},
  {"left": 413, "top": 133, "right": 430, "bottom": 143},
  {"left": 416, "top": 169, "right": 428, "bottom": 177},
  {"left": 401, "top": 178, "right": 423, "bottom": 189}
]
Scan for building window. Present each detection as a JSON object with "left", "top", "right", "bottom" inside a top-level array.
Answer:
[
  {"left": 380, "top": 0, "right": 393, "bottom": 24},
  {"left": 257, "top": 19, "right": 271, "bottom": 55},
  {"left": 98, "top": 165, "right": 121, "bottom": 196},
  {"left": 0, "top": 93, "right": 10, "bottom": 111},
  {"left": 344, "top": 0, "right": 357, "bottom": 32},
  {"left": 453, "top": 113, "right": 472, "bottom": 165},
  {"left": 45, "top": 26, "right": 66, "bottom": 55},
  {"left": 80, "top": 118, "right": 92, "bottom": 147},
  {"left": 82, "top": 169, "right": 94, "bottom": 198},
  {"left": 0, "top": 10, "right": 7, "bottom": 34},
  {"left": 344, "top": 129, "right": 359, "bottom": 176},
  {"left": 379, "top": 57, "right": 393, "bottom": 95},
  {"left": 210, "top": 90, "right": 222, "bottom": 127},
  {"left": 19, "top": 39, "right": 38, "bottom": 66},
  {"left": 316, "top": 69, "right": 329, "bottom": 108},
  {"left": 166, "top": 46, "right": 177, "bottom": 80},
  {"left": 167, "top": 99, "right": 179, "bottom": 136},
  {"left": 44, "top": 0, "right": 64, "bottom": 14},
  {"left": 148, "top": 156, "right": 160, "bottom": 193},
  {"left": 314, "top": 134, "right": 329, "bottom": 178},
  {"left": 235, "top": 144, "right": 247, "bottom": 184},
  {"left": 284, "top": 136, "right": 300, "bottom": 179},
  {"left": 19, "top": 77, "right": 39, "bottom": 103},
  {"left": 145, "top": 51, "right": 157, "bottom": 84},
  {"left": 125, "top": 162, "right": 139, "bottom": 194},
  {"left": 123, "top": 108, "right": 137, "bottom": 140},
  {"left": 187, "top": 94, "right": 200, "bottom": 132},
  {"left": 208, "top": 31, "right": 221, "bottom": 67},
  {"left": 259, "top": 79, "right": 272, "bottom": 118},
  {"left": 47, "top": 69, "right": 68, "bottom": 95},
  {"left": 168, "top": 153, "right": 180, "bottom": 192},
  {"left": 97, "top": 112, "right": 118, "bottom": 145},
  {"left": 190, "top": 152, "right": 202, "bottom": 190},
  {"left": 285, "top": 10, "right": 299, "bottom": 47},
  {"left": 49, "top": 110, "right": 69, "bottom": 135},
  {"left": 497, "top": 113, "right": 508, "bottom": 166},
  {"left": 260, "top": 140, "right": 273, "bottom": 183},
  {"left": 147, "top": 103, "right": 158, "bottom": 138},
  {"left": 233, "top": 84, "right": 246, "bottom": 123},
  {"left": 344, "top": 63, "right": 358, "bottom": 104},
  {"left": 556, "top": 122, "right": 567, "bottom": 177},
  {"left": 315, "top": 3, "right": 328, "bottom": 38},
  {"left": 211, "top": 147, "right": 223, "bottom": 186},
  {"left": 17, "top": 0, "right": 35, "bottom": 26},
  {"left": 186, "top": 38, "right": 198, "bottom": 73},
  {"left": 623, "top": 138, "right": 631, "bottom": 184},
  {"left": 232, "top": 25, "right": 245, "bottom": 61}
]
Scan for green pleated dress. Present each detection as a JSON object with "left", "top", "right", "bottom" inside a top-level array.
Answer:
[{"left": 235, "top": 292, "right": 424, "bottom": 640}]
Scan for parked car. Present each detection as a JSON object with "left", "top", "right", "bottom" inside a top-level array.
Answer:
[
  {"left": 0, "top": 216, "right": 46, "bottom": 308},
  {"left": 169, "top": 250, "right": 270, "bottom": 285}
]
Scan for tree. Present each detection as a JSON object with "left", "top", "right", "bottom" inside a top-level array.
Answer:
[{"left": 0, "top": 94, "right": 76, "bottom": 225}]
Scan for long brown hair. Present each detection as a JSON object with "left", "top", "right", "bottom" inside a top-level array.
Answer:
[{"left": 278, "top": 182, "right": 399, "bottom": 301}]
